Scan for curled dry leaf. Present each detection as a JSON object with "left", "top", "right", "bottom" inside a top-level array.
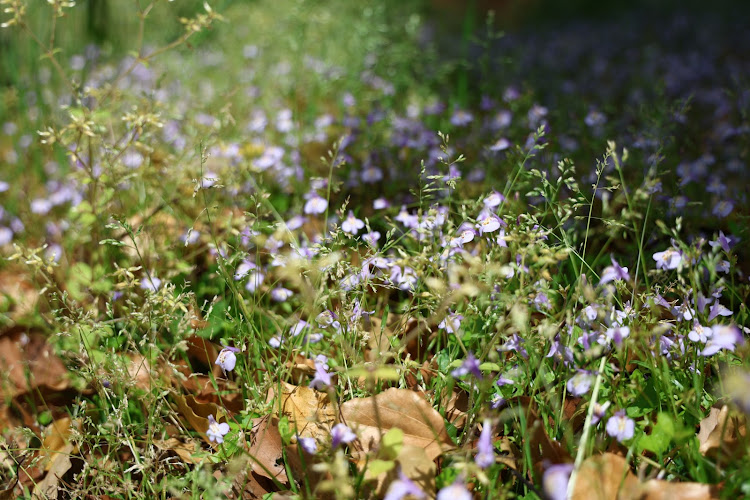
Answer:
[
  {"left": 0, "top": 271, "right": 38, "bottom": 321},
  {"left": 441, "top": 387, "right": 469, "bottom": 429},
  {"left": 154, "top": 438, "right": 200, "bottom": 465},
  {"left": 267, "top": 382, "right": 335, "bottom": 442},
  {"left": 697, "top": 405, "right": 746, "bottom": 459},
  {"left": 570, "top": 453, "right": 640, "bottom": 500},
  {"left": 246, "top": 416, "right": 288, "bottom": 483},
  {"left": 127, "top": 353, "right": 153, "bottom": 391},
  {"left": 184, "top": 334, "right": 219, "bottom": 370},
  {"left": 173, "top": 393, "right": 227, "bottom": 445},
  {"left": 640, "top": 480, "right": 719, "bottom": 500},
  {"left": 340, "top": 388, "right": 454, "bottom": 464},
  {"left": 0, "top": 329, "right": 69, "bottom": 398},
  {"left": 30, "top": 417, "right": 79, "bottom": 500},
  {"left": 571, "top": 453, "right": 719, "bottom": 500},
  {"left": 373, "top": 445, "right": 436, "bottom": 499}
]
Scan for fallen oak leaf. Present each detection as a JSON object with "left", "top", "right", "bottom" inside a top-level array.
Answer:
[
  {"left": 30, "top": 417, "right": 80, "bottom": 500},
  {"left": 267, "top": 382, "right": 335, "bottom": 442},
  {"left": 173, "top": 393, "right": 227, "bottom": 446},
  {"left": 639, "top": 479, "right": 719, "bottom": 500},
  {"left": 153, "top": 438, "right": 201, "bottom": 465},
  {"left": 697, "top": 405, "right": 746, "bottom": 459},
  {"left": 0, "top": 328, "right": 69, "bottom": 399},
  {"left": 340, "top": 388, "right": 455, "bottom": 464},
  {"left": 570, "top": 453, "right": 640, "bottom": 500},
  {"left": 245, "top": 416, "right": 288, "bottom": 483}
]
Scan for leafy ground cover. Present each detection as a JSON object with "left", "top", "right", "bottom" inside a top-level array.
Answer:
[{"left": 0, "top": 1, "right": 748, "bottom": 498}]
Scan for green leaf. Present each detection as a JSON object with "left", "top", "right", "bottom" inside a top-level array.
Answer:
[
  {"left": 365, "top": 459, "right": 395, "bottom": 479},
  {"left": 639, "top": 413, "right": 675, "bottom": 455},
  {"left": 380, "top": 427, "right": 404, "bottom": 460}
]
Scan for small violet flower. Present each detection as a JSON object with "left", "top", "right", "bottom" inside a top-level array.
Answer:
[
  {"left": 599, "top": 255, "right": 630, "bottom": 285},
  {"left": 215, "top": 346, "right": 240, "bottom": 373},
  {"left": 700, "top": 325, "right": 743, "bottom": 356},
  {"left": 383, "top": 469, "right": 426, "bottom": 500},
  {"left": 591, "top": 401, "right": 611, "bottom": 425},
  {"left": 451, "top": 352, "right": 482, "bottom": 380},
  {"left": 566, "top": 370, "right": 594, "bottom": 397},
  {"left": 331, "top": 423, "right": 356, "bottom": 448},
  {"left": 606, "top": 411, "right": 635, "bottom": 442},
  {"left": 543, "top": 463, "right": 574, "bottom": 500},
  {"left": 437, "top": 479, "right": 472, "bottom": 500},
  {"left": 439, "top": 312, "right": 463, "bottom": 334},
  {"left": 653, "top": 247, "right": 682, "bottom": 270},
  {"left": 298, "top": 436, "right": 317, "bottom": 454},
  {"left": 303, "top": 193, "right": 328, "bottom": 215},
  {"left": 309, "top": 360, "right": 332, "bottom": 390},
  {"left": 477, "top": 214, "right": 502, "bottom": 235},
  {"left": 206, "top": 414, "right": 230, "bottom": 444},
  {"left": 341, "top": 211, "right": 365, "bottom": 235},
  {"left": 475, "top": 419, "right": 495, "bottom": 468}
]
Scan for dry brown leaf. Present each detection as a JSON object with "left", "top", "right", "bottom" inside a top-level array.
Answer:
[
  {"left": 246, "top": 416, "right": 288, "bottom": 483},
  {"left": 396, "top": 445, "right": 436, "bottom": 497},
  {"left": 31, "top": 452, "right": 72, "bottom": 500},
  {"left": 30, "top": 417, "right": 79, "bottom": 500},
  {"left": 0, "top": 271, "right": 38, "bottom": 321},
  {"left": 442, "top": 388, "right": 469, "bottom": 429},
  {"left": 526, "top": 411, "right": 572, "bottom": 468},
  {"left": 127, "top": 353, "right": 153, "bottom": 391},
  {"left": 268, "top": 382, "right": 335, "bottom": 442},
  {"left": 340, "top": 388, "right": 454, "bottom": 463},
  {"left": 495, "top": 436, "right": 520, "bottom": 470},
  {"left": 154, "top": 438, "right": 200, "bottom": 465},
  {"left": 570, "top": 453, "right": 640, "bottom": 500},
  {"left": 287, "top": 354, "right": 317, "bottom": 385},
  {"left": 640, "top": 480, "right": 719, "bottom": 500},
  {"left": 0, "top": 329, "right": 69, "bottom": 398},
  {"left": 184, "top": 334, "right": 218, "bottom": 370},
  {"left": 372, "top": 444, "right": 437, "bottom": 499},
  {"left": 366, "top": 315, "right": 426, "bottom": 362},
  {"left": 173, "top": 393, "right": 227, "bottom": 445},
  {"left": 698, "top": 405, "right": 746, "bottom": 458}
]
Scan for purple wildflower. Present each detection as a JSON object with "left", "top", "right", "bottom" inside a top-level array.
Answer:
[
  {"left": 309, "top": 361, "right": 332, "bottom": 390},
  {"left": 653, "top": 248, "right": 682, "bottom": 270},
  {"left": 566, "top": 371, "right": 594, "bottom": 396},
  {"left": 439, "top": 312, "right": 463, "bottom": 334},
  {"left": 599, "top": 256, "right": 630, "bottom": 285},
  {"left": 606, "top": 411, "right": 635, "bottom": 442},
  {"left": 304, "top": 193, "right": 328, "bottom": 215},
  {"left": 331, "top": 423, "right": 356, "bottom": 448},
  {"left": 475, "top": 419, "right": 495, "bottom": 468},
  {"left": 707, "top": 302, "right": 732, "bottom": 322},
  {"left": 712, "top": 200, "right": 733, "bottom": 218},
  {"left": 708, "top": 231, "right": 734, "bottom": 253},
  {"left": 591, "top": 401, "right": 611, "bottom": 425},
  {"left": 341, "top": 211, "right": 365, "bottom": 235},
  {"left": 215, "top": 346, "right": 240, "bottom": 373},
  {"left": 206, "top": 414, "right": 230, "bottom": 444},
  {"left": 604, "top": 326, "right": 630, "bottom": 347},
  {"left": 543, "top": 463, "right": 574, "bottom": 500},
  {"left": 477, "top": 214, "right": 502, "bottom": 235},
  {"left": 140, "top": 275, "right": 162, "bottom": 292},
  {"left": 450, "top": 109, "right": 474, "bottom": 127},
  {"left": 373, "top": 197, "right": 390, "bottom": 210},
  {"left": 437, "top": 479, "right": 471, "bottom": 500},
  {"left": 700, "top": 325, "right": 742, "bottom": 356},
  {"left": 383, "top": 469, "right": 426, "bottom": 500},
  {"left": 0, "top": 227, "right": 13, "bottom": 246},
  {"left": 451, "top": 352, "right": 482, "bottom": 380},
  {"left": 270, "top": 287, "right": 294, "bottom": 302},
  {"left": 298, "top": 436, "right": 317, "bottom": 454}
]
